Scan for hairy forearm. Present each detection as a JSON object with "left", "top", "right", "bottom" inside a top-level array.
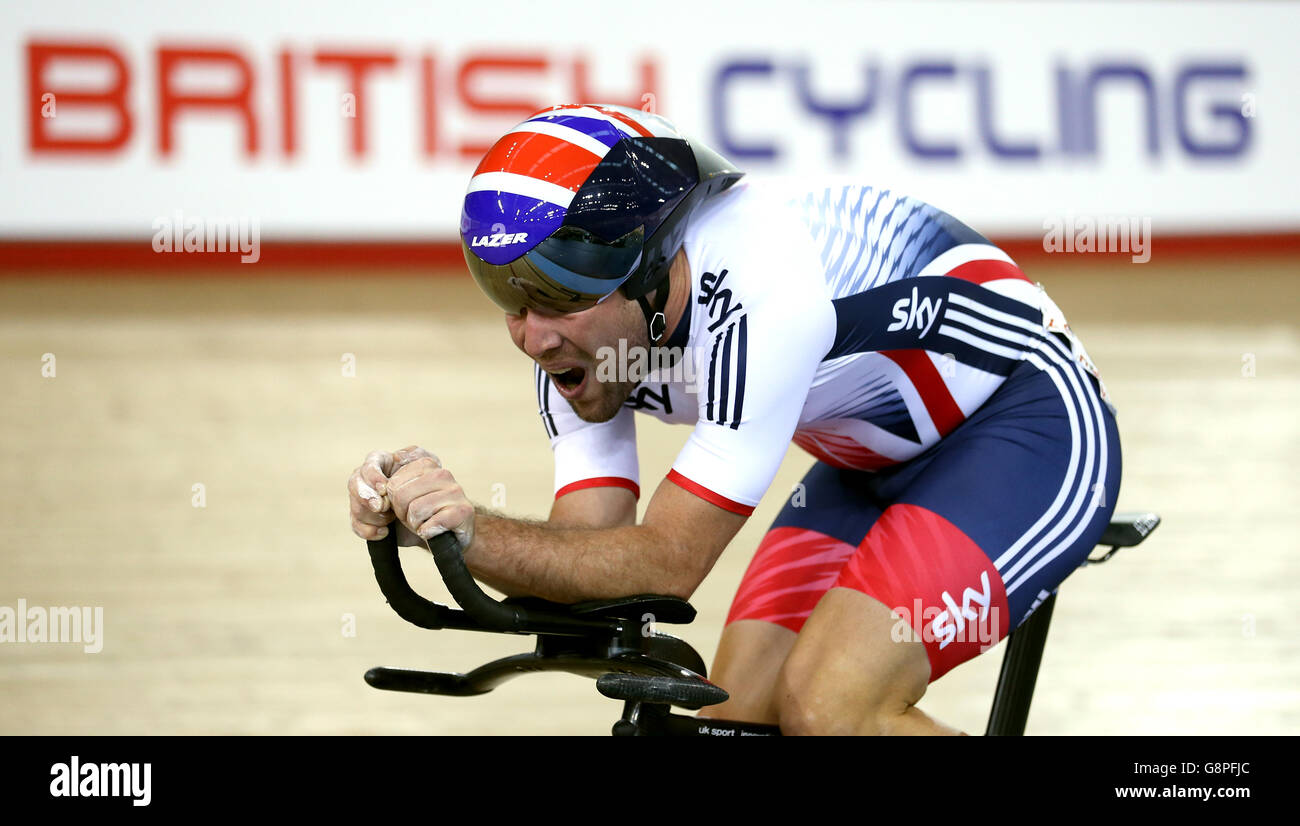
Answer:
[{"left": 462, "top": 507, "right": 696, "bottom": 603}]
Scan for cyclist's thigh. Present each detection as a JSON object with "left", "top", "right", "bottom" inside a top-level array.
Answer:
[
  {"left": 725, "top": 461, "right": 887, "bottom": 634},
  {"left": 833, "top": 357, "right": 1122, "bottom": 682},
  {"left": 710, "top": 462, "right": 886, "bottom": 717}
]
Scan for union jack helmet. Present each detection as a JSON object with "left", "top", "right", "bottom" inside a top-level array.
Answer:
[{"left": 460, "top": 104, "right": 743, "bottom": 315}]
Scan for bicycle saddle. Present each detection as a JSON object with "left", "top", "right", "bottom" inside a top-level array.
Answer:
[{"left": 1099, "top": 512, "right": 1161, "bottom": 548}]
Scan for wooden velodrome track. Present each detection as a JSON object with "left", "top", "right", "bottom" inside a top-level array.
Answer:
[{"left": 1, "top": 256, "right": 1296, "bottom": 735}]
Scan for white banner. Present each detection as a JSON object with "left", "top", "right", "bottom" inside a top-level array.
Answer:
[{"left": 1, "top": 0, "right": 1295, "bottom": 240}]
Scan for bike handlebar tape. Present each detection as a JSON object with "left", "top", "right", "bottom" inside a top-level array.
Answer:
[
  {"left": 366, "top": 530, "right": 451, "bottom": 630},
  {"left": 425, "top": 532, "right": 527, "bottom": 632}
]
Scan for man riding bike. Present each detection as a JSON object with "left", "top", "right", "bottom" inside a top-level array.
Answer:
[{"left": 347, "top": 103, "right": 1121, "bottom": 736}]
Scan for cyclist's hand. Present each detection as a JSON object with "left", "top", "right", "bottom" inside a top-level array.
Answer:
[
  {"left": 347, "top": 446, "right": 431, "bottom": 547},
  {"left": 385, "top": 449, "right": 476, "bottom": 551}
]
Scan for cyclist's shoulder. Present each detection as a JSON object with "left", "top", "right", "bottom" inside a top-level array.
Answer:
[
  {"left": 682, "top": 178, "right": 829, "bottom": 306},
  {"left": 694, "top": 173, "right": 977, "bottom": 233},
  {"left": 685, "top": 177, "right": 801, "bottom": 239}
]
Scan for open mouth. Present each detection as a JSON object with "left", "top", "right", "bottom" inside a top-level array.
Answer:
[{"left": 548, "top": 366, "right": 587, "bottom": 397}]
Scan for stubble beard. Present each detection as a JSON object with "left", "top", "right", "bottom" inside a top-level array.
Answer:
[
  {"left": 570, "top": 315, "right": 650, "bottom": 424},
  {"left": 571, "top": 373, "right": 639, "bottom": 423}
]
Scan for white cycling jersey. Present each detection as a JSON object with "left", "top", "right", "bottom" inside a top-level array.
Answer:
[{"left": 536, "top": 180, "right": 1111, "bottom": 515}]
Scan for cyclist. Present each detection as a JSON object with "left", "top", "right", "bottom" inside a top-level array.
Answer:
[{"left": 347, "top": 103, "right": 1122, "bottom": 735}]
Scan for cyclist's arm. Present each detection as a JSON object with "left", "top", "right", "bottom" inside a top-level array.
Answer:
[
  {"left": 461, "top": 486, "right": 638, "bottom": 597},
  {"left": 546, "top": 485, "right": 637, "bottom": 529},
  {"left": 465, "top": 479, "right": 745, "bottom": 603}
]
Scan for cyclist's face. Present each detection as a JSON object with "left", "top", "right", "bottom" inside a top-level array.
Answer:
[{"left": 504, "top": 291, "right": 646, "bottom": 423}]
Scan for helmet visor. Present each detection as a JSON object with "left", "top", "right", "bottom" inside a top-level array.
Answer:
[{"left": 462, "top": 225, "right": 644, "bottom": 315}]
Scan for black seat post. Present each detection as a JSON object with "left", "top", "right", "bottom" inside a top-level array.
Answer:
[{"left": 985, "top": 593, "right": 1057, "bottom": 736}]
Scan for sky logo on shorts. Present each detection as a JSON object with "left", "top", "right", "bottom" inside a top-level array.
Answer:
[{"left": 930, "top": 570, "right": 992, "bottom": 649}]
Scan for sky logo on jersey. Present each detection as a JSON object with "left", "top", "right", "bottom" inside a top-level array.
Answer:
[
  {"left": 887, "top": 285, "right": 944, "bottom": 338},
  {"left": 471, "top": 232, "right": 528, "bottom": 248}
]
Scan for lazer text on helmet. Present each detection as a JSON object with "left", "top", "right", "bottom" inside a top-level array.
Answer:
[{"left": 471, "top": 232, "right": 529, "bottom": 248}]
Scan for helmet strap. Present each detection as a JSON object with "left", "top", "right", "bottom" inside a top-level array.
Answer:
[{"left": 635, "top": 275, "right": 671, "bottom": 344}]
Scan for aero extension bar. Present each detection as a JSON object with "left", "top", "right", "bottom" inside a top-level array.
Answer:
[
  {"left": 366, "top": 530, "right": 622, "bottom": 636},
  {"left": 362, "top": 529, "right": 766, "bottom": 733}
]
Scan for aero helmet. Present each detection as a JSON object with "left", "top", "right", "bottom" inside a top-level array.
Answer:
[{"left": 460, "top": 104, "right": 743, "bottom": 335}]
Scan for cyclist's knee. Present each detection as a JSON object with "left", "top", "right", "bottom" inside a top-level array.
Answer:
[
  {"left": 774, "top": 677, "right": 864, "bottom": 735},
  {"left": 774, "top": 667, "right": 915, "bottom": 736},
  {"left": 773, "top": 590, "right": 930, "bottom": 735},
  {"left": 774, "top": 677, "right": 902, "bottom": 735}
]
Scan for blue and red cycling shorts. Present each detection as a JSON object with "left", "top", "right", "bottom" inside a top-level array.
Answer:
[{"left": 726, "top": 356, "right": 1122, "bottom": 682}]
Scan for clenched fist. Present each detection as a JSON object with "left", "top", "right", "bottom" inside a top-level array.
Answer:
[{"left": 347, "top": 445, "right": 475, "bottom": 550}]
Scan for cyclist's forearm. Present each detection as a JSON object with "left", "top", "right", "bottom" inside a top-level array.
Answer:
[{"left": 464, "top": 508, "right": 688, "bottom": 603}]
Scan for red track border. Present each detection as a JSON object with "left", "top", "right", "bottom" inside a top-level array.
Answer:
[{"left": 1, "top": 234, "right": 1296, "bottom": 274}]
